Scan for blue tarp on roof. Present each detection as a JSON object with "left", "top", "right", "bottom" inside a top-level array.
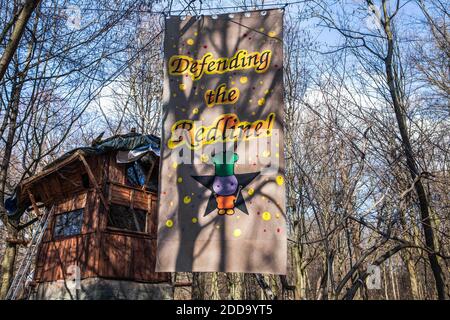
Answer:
[
  {"left": 5, "top": 133, "right": 161, "bottom": 218},
  {"left": 43, "top": 133, "right": 160, "bottom": 170}
]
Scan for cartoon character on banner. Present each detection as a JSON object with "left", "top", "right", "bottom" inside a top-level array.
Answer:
[{"left": 193, "top": 146, "right": 259, "bottom": 217}]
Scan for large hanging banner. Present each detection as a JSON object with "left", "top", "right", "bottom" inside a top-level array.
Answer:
[{"left": 156, "top": 9, "right": 286, "bottom": 274}]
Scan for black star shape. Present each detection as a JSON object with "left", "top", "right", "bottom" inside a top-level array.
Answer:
[{"left": 192, "top": 172, "right": 260, "bottom": 216}]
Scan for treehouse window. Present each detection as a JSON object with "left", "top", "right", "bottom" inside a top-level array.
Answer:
[
  {"left": 126, "top": 162, "right": 146, "bottom": 187},
  {"left": 107, "top": 205, "right": 147, "bottom": 233},
  {"left": 54, "top": 209, "right": 84, "bottom": 238}
]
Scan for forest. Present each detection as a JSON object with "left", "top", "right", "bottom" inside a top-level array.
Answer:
[{"left": 0, "top": 0, "right": 449, "bottom": 300}]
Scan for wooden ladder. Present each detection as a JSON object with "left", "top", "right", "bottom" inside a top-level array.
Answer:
[{"left": 6, "top": 206, "right": 54, "bottom": 300}]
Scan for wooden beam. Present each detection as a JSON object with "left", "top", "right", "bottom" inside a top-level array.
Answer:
[
  {"left": 27, "top": 189, "right": 41, "bottom": 217},
  {"left": 78, "top": 153, "right": 109, "bottom": 211},
  {"left": 21, "top": 151, "right": 81, "bottom": 187},
  {"left": 142, "top": 158, "right": 157, "bottom": 191},
  {"left": 17, "top": 217, "right": 39, "bottom": 231},
  {"left": 5, "top": 238, "right": 29, "bottom": 246}
]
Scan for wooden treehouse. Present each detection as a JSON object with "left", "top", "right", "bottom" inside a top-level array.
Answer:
[{"left": 8, "top": 133, "right": 172, "bottom": 299}]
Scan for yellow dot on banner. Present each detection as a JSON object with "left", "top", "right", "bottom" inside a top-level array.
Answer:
[
  {"left": 259, "top": 81, "right": 264, "bottom": 85},
  {"left": 268, "top": 31, "right": 277, "bottom": 37},
  {"left": 236, "top": 215, "right": 240, "bottom": 219},
  {"left": 179, "top": 83, "right": 186, "bottom": 91},
  {"left": 200, "top": 154, "right": 209, "bottom": 163},
  {"left": 276, "top": 152, "right": 279, "bottom": 158},
  {"left": 231, "top": 81, "right": 235, "bottom": 85},
  {"left": 166, "top": 219, "right": 174, "bottom": 228},
  {"left": 177, "top": 177, "right": 183, "bottom": 183},
  {"left": 262, "top": 211, "right": 271, "bottom": 221},
  {"left": 248, "top": 188, "right": 254, "bottom": 196},
  {"left": 258, "top": 98, "right": 265, "bottom": 106},
  {"left": 259, "top": 27, "right": 265, "bottom": 32},
  {"left": 192, "top": 217, "right": 198, "bottom": 223},
  {"left": 252, "top": 111, "right": 256, "bottom": 115},
  {"left": 187, "top": 38, "right": 194, "bottom": 45},
  {"left": 264, "top": 89, "right": 269, "bottom": 95},
  {"left": 172, "top": 162, "right": 178, "bottom": 169},
  {"left": 193, "top": 107, "right": 199, "bottom": 114},
  {"left": 194, "top": 32, "right": 198, "bottom": 36},
  {"left": 239, "top": 76, "right": 248, "bottom": 84},
  {"left": 183, "top": 196, "right": 191, "bottom": 204},
  {"left": 276, "top": 213, "right": 281, "bottom": 219},
  {"left": 262, "top": 150, "right": 271, "bottom": 157},
  {"left": 276, "top": 175, "right": 284, "bottom": 186},
  {"left": 233, "top": 229, "right": 242, "bottom": 237}
]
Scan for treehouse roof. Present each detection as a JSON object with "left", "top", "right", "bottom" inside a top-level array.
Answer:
[{"left": 5, "top": 133, "right": 160, "bottom": 219}]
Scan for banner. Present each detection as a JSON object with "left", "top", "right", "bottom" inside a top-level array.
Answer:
[{"left": 156, "top": 9, "right": 286, "bottom": 274}]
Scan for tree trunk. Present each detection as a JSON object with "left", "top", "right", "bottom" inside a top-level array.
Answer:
[
  {"left": 389, "top": 258, "right": 398, "bottom": 300},
  {"left": 210, "top": 272, "right": 220, "bottom": 300},
  {"left": 382, "top": 3, "right": 447, "bottom": 300},
  {"left": 191, "top": 273, "right": 206, "bottom": 300},
  {"left": 404, "top": 252, "right": 421, "bottom": 299},
  {"left": 227, "top": 273, "right": 244, "bottom": 300},
  {"left": 0, "top": 226, "right": 18, "bottom": 299},
  {"left": 0, "top": 78, "right": 23, "bottom": 298},
  {"left": 399, "top": 204, "right": 422, "bottom": 299},
  {"left": 292, "top": 245, "right": 306, "bottom": 299},
  {"left": 0, "top": 0, "right": 41, "bottom": 82},
  {"left": 383, "top": 264, "right": 389, "bottom": 299}
]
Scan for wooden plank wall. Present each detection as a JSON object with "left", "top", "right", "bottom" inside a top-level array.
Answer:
[
  {"left": 35, "top": 234, "right": 98, "bottom": 281},
  {"left": 99, "top": 232, "right": 168, "bottom": 282},
  {"left": 35, "top": 190, "right": 99, "bottom": 282},
  {"left": 100, "top": 183, "right": 169, "bottom": 282}
]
